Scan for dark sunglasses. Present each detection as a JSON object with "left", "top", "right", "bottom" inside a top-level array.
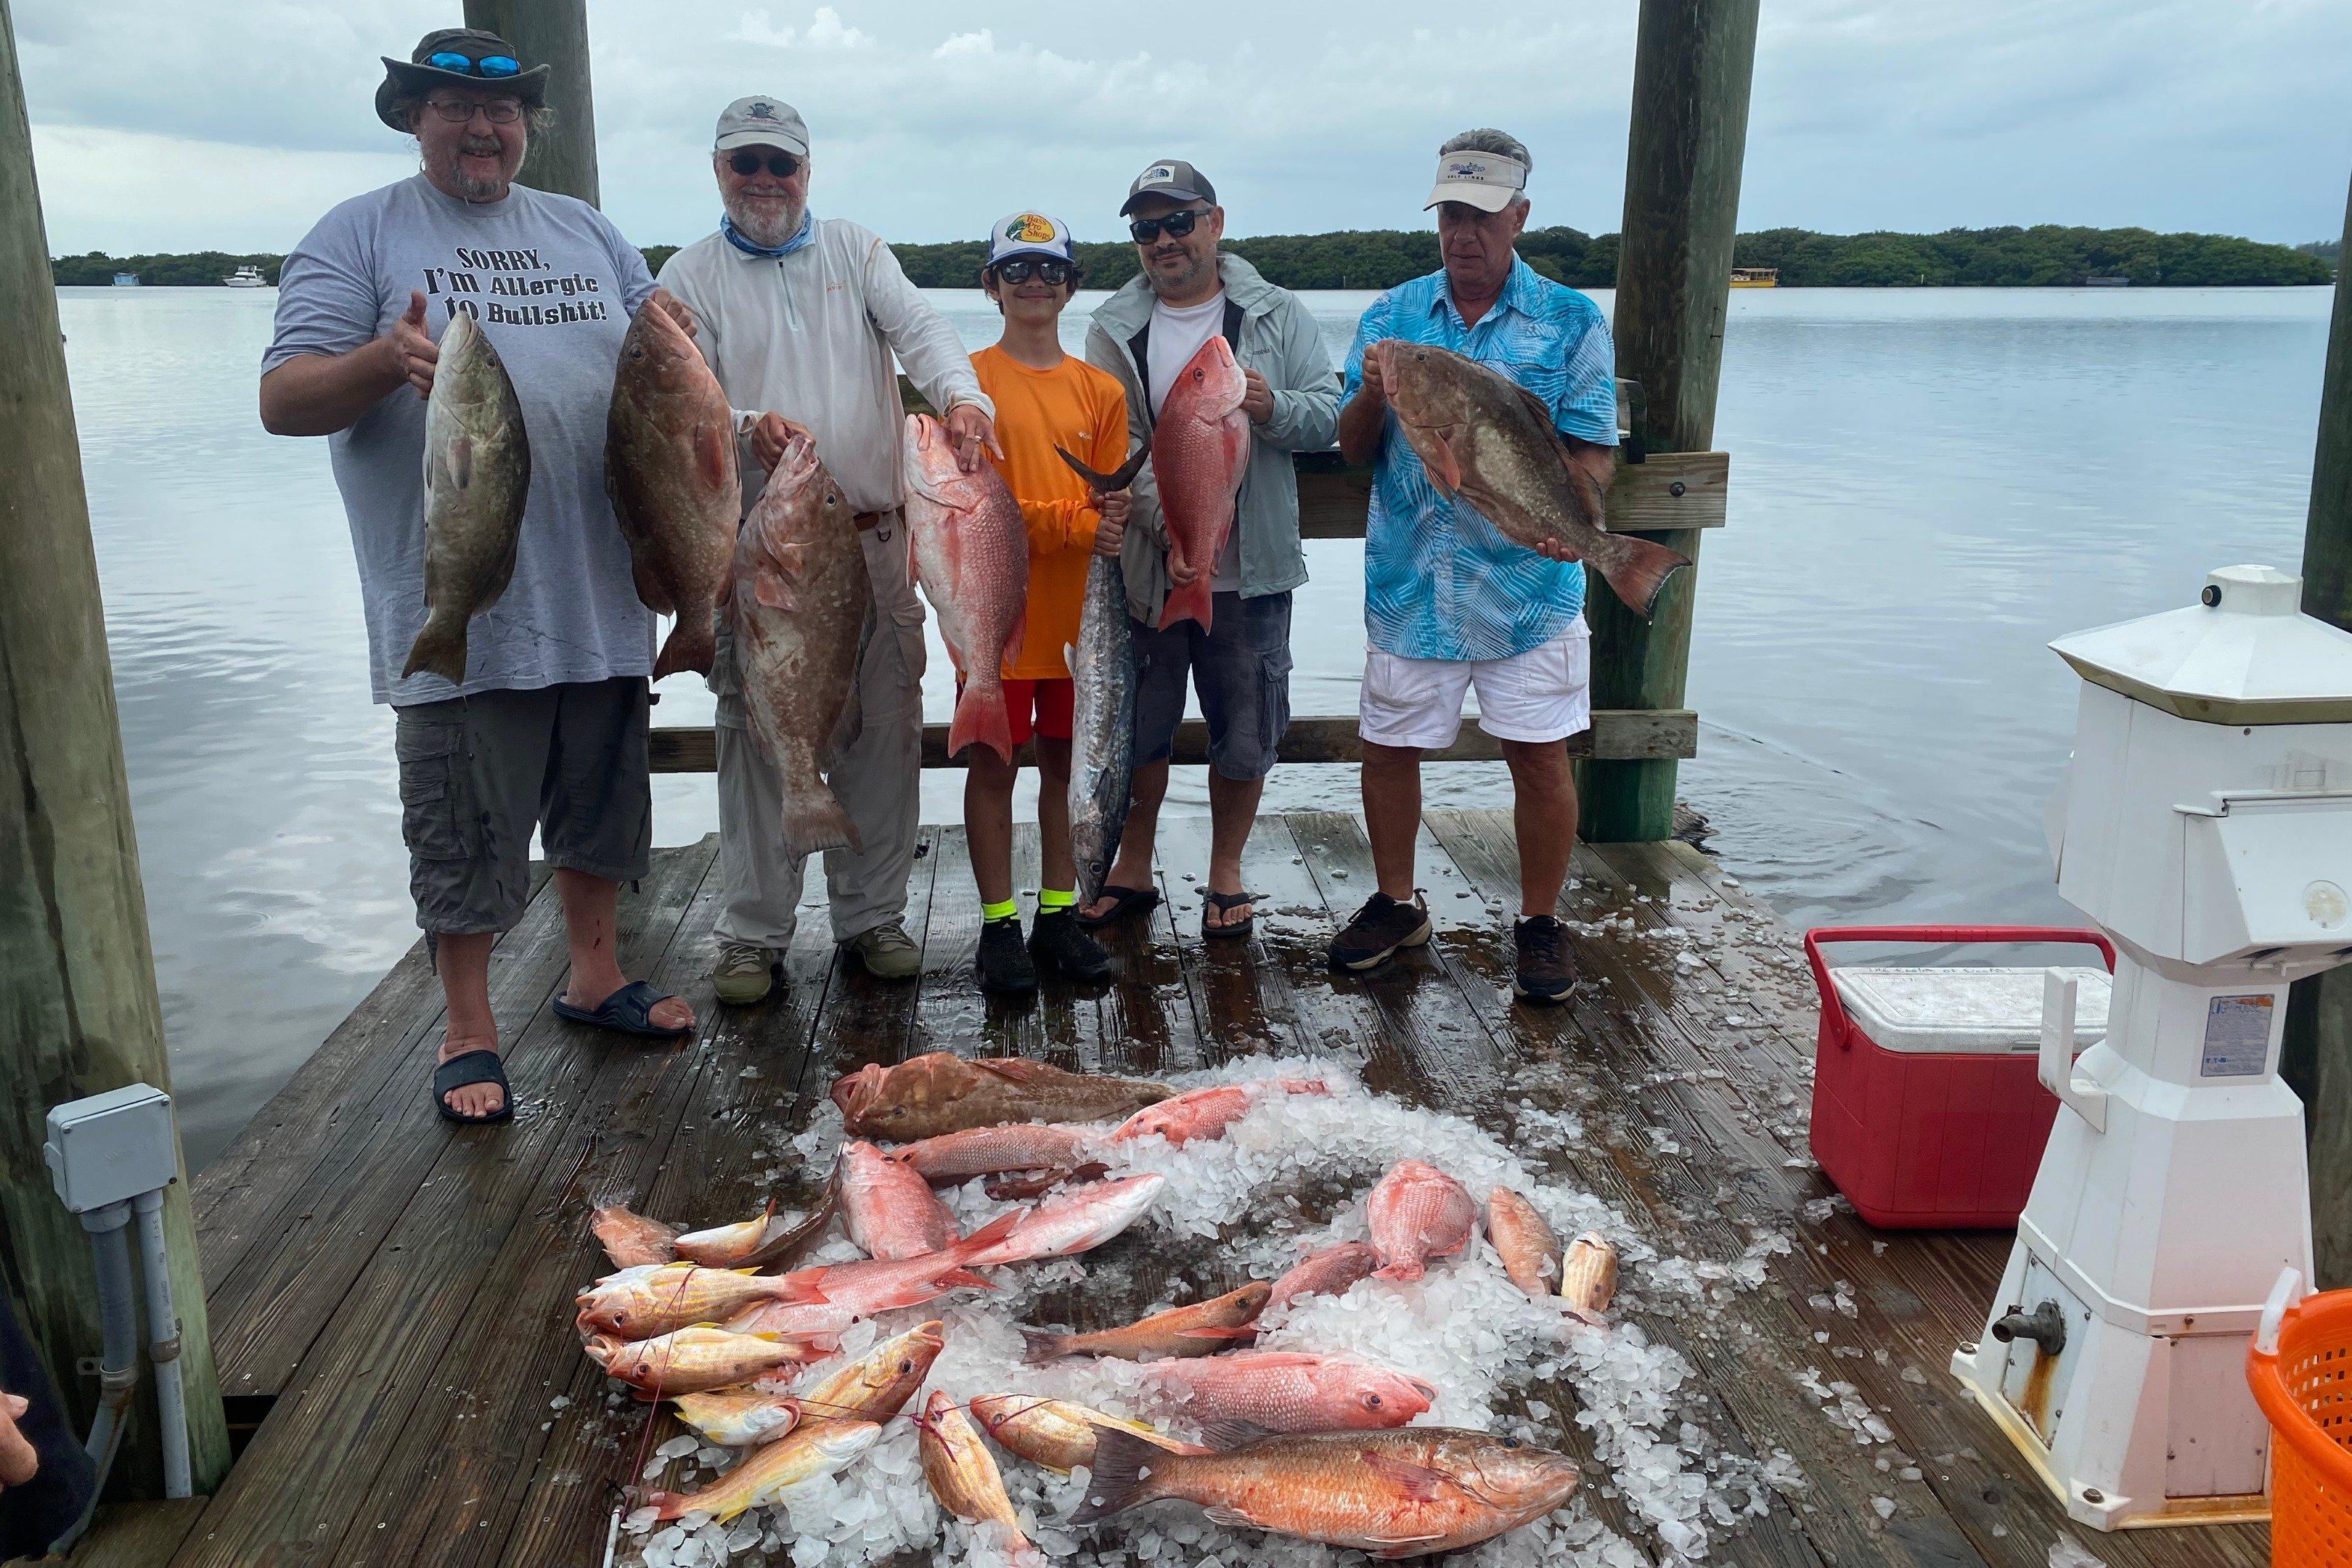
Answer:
[
  {"left": 1129, "top": 208, "right": 1204, "bottom": 244},
  {"left": 426, "top": 51, "right": 520, "bottom": 78},
  {"left": 993, "top": 258, "right": 1072, "bottom": 285},
  {"left": 727, "top": 150, "right": 802, "bottom": 179}
]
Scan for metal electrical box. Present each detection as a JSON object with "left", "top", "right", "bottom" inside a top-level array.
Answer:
[{"left": 45, "top": 1084, "right": 178, "bottom": 1212}]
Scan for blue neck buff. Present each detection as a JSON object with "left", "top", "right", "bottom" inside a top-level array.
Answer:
[{"left": 722, "top": 210, "right": 813, "bottom": 259}]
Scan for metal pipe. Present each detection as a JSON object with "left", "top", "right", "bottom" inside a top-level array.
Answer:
[
  {"left": 133, "top": 1188, "right": 192, "bottom": 1498},
  {"left": 50, "top": 1202, "right": 141, "bottom": 1554}
]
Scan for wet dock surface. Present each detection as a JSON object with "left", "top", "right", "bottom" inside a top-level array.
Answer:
[{"left": 71, "top": 811, "right": 2266, "bottom": 1567}]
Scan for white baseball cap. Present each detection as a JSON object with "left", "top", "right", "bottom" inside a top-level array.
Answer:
[
  {"left": 987, "top": 211, "right": 1077, "bottom": 267},
  {"left": 1425, "top": 148, "right": 1527, "bottom": 213},
  {"left": 714, "top": 95, "right": 808, "bottom": 156}
]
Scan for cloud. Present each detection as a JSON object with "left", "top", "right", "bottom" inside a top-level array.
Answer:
[{"left": 11, "top": 0, "right": 2349, "bottom": 253}]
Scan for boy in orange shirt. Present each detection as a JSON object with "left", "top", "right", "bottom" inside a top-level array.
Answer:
[{"left": 964, "top": 211, "right": 1132, "bottom": 995}]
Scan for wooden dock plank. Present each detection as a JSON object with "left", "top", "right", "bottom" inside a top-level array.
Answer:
[
  {"left": 167, "top": 841, "right": 720, "bottom": 1568},
  {"left": 62, "top": 1500, "right": 209, "bottom": 1568}
]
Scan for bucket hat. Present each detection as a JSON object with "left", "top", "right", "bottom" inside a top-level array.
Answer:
[{"left": 376, "top": 28, "right": 550, "bottom": 132}]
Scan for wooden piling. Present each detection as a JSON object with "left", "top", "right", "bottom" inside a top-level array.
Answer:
[
  {"left": 463, "top": 0, "right": 600, "bottom": 205},
  {"left": 2284, "top": 169, "right": 2352, "bottom": 1286},
  {"left": 0, "top": 0, "right": 229, "bottom": 1495},
  {"left": 1583, "top": 0, "right": 1760, "bottom": 842}
]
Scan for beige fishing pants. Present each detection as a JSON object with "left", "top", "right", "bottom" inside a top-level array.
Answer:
[{"left": 711, "top": 518, "right": 926, "bottom": 951}]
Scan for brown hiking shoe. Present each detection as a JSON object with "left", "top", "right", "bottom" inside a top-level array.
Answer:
[
  {"left": 1513, "top": 915, "right": 1579, "bottom": 1003},
  {"left": 1327, "top": 891, "right": 1433, "bottom": 972}
]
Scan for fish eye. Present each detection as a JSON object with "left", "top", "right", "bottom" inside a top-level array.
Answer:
[
  {"left": 1503, "top": 1437, "right": 1520, "bottom": 1449},
  {"left": 1365, "top": 1394, "right": 1383, "bottom": 1409},
  {"left": 897, "top": 1360, "right": 912, "bottom": 1374}
]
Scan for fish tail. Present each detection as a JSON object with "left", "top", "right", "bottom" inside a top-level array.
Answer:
[
  {"left": 947, "top": 675, "right": 1015, "bottom": 764},
  {"left": 651, "top": 613, "right": 716, "bottom": 681},
  {"left": 401, "top": 612, "right": 469, "bottom": 684},
  {"left": 782, "top": 781, "right": 859, "bottom": 857},
  {"left": 1067, "top": 1429, "right": 1171, "bottom": 1524},
  {"left": 1156, "top": 576, "right": 1213, "bottom": 634},
  {"left": 1055, "top": 443, "right": 1148, "bottom": 494},
  {"left": 1592, "top": 533, "right": 1693, "bottom": 621},
  {"left": 1019, "top": 1328, "right": 1069, "bottom": 1365},
  {"left": 645, "top": 1489, "right": 690, "bottom": 1522}
]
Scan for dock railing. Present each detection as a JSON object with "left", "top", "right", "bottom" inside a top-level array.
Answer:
[{"left": 650, "top": 379, "right": 1728, "bottom": 777}]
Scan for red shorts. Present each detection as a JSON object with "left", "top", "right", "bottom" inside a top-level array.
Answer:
[{"left": 955, "top": 676, "right": 1074, "bottom": 750}]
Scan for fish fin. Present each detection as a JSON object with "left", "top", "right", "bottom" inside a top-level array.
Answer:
[
  {"left": 1066, "top": 1429, "right": 1165, "bottom": 1524},
  {"left": 1063, "top": 641, "right": 1078, "bottom": 679},
  {"left": 1423, "top": 428, "right": 1463, "bottom": 493},
  {"left": 444, "top": 433, "right": 474, "bottom": 494},
  {"left": 751, "top": 565, "right": 797, "bottom": 613},
  {"left": 1201, "top": 1506, "right": 1273, "bottom": 1532},
  {"left": 401, "top": 614, "right": 468, "bottom": 684},
  {"left": 1506, "top": 379, "right": 1556, "bottom": 436},
  {"left": 780, "top": 785, "right": 858, "bottom": 857},
  {"left": 947, "top": 677, "right": 1015, "bottom": 764},
  {"left": 1359, "top": 1452, "right": 1454, "bottom": 1500},
  {"left": 1173, "top": 1325, "right": 1258, "bottom": 1341},
  {"left": 652, "top": 616, "right": 716, "bottom": 681},
  {"left": 631, "top": 554, "right": 674, "bottom": 616},
  {"left": 1366, "top": 1536, "right": 1456, "bottom": 1560},
  {"left": 1156, "top": 575, "right": 1213, "bottom": 634},
  {"left": 938, "top": 1267, "right": 997, "bottom": 1291},
  {"left": 1054, "top": 443, "right": 1148, "bottom": 494},
  {"left": 1591, "top": 532, "right": 1691, "bottom": 621},
  {"left": 693, "top": 420, "right": 732, "bottom": 492},
  {"left": 973, "top": 1058, "right": 1047, "bottom": 1083},
  {"left": 1003, "top": 608, "right": 1028, "bottom": 671},
  {"left": 1196, "top": 1418, "right": 1278, "bottom": 1452},
  {"left": 1018, "top": 1329, "right": 1069, "bottom": 1365},
  {"left": 955, "top": 1209, "right": 1026, "bottom": 1257}
]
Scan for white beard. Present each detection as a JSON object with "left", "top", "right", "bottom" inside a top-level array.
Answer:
[{"left": 725, "top": 195, "right": 805, "bottom": 248}]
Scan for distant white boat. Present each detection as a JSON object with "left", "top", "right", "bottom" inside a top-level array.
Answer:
[
  {"left": 223, "top": 265, "right": 267, "bottom": 289},
  {"left": 113, "top": 271, "right": 139, "bottom": 287}
]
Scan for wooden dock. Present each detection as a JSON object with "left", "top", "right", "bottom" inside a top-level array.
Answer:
[{"left": 68, "top": 811, "right": 2266, "bottom": 1568}]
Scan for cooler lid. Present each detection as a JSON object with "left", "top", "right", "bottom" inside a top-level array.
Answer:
[
  {"left": 2049, "top": 565, "right": 2352, "bottom": 726},
  {"left": 1829, "top": 965, "right": 2111, "bottom": 1055}
]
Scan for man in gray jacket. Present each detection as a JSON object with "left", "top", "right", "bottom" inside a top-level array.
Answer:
[{"left": 1077, "top": 160, "right": 1339, "bottom": 938}]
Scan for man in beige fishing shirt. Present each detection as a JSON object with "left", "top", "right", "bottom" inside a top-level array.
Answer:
[
  {"left": 656, "top": 96, "right": 1000, "bottom": 1005},
  {"left": 259, "top": 28, "right": 698, "bottom": 1125}
]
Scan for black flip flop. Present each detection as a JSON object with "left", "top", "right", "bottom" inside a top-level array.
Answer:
[
  {"left": 433, "top": 1049, "right": 514, "bottom": 1124},
  {"left": 1203, "top": 889, "right": 1257, "bottom": 940},
  {"left": 1076, "top": 883, "right": 1161, "bottom": 931},
  {"left": 552, "top": 979, "right": 694, "bottom": 1039}
]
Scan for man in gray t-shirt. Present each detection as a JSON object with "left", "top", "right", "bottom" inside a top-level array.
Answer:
[{"left": 261, "top": 28, "right": 698, "bottom": 1122}]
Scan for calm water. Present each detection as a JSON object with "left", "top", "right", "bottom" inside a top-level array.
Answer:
[{"left": 59, "top": 284, "right": 2331, "bottom": 1169}]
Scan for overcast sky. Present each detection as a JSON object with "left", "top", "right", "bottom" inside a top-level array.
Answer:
[{"left": 16, "top": 0, "right": 2350, "bottom": 256}]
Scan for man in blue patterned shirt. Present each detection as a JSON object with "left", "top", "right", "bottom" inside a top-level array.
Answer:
[{"left": 1327, "top": 128, "right": 1617, "bottom": 1003}]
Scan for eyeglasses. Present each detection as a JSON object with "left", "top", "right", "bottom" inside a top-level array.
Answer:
[
  {"left": 423, "top": 97, "right": 523, "bottom": 123},
  {"left": 993, "top": 258, "right": 1072, "bottom": 285},
  {"left": 426, "top": 51, "right": 520, "bottom": 78},
  {"left": 727, "top": 151, "right": 801, "bottom": 179},
  {"left": 1128, "top": 208, "right": 1205, "bottom": 244}
]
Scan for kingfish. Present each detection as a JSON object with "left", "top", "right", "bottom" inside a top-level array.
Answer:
[
  {"left": 731, "top": 432, "right": 867, "bottom": 854},
  {"left": 1146, "top": 335, "right": 1249, "bottom": 632},
  {"left": 603, "top": 298, "right": 739, "bottom": 678},
  {"left": 1022, "top": 1281, "right": 1269, "bottom": 1363},
  {"left": 1371, "top": 338, "right": 1689, "bottom": 618},
  {"left": 1071, "top": 1425, "right": 1581, "bottom": 1558},
  {"left": 830, "top": 1053, "right": 1172, "bottom": 1142},
  {"left": 645, "top": 1418, "right": 881, "bottom": 1522},
  {"left": 403, "top": 310, "right": 529, "bottom": 683},
  {"left": 967, "top": 1394, "right": 1206, "bottom": 1474},
  {"left": 917, "top": 1392, "right": 1042, "bottom": 1566},
  {"left": 904, "top": 412, "right": 1028, "bottom": 762},
  {"left": 1066, "top": 551, "right": 1138, "bottom": 908},
  {"left": 1367, "top": 1159, "right": 1477, "bottom": 1283}
]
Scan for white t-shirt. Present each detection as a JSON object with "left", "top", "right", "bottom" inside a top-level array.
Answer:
[{"left": 1146, "top": 291, "right": 1240, "bottom": 592}]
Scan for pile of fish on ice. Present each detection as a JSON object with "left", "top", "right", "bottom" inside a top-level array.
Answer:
[{"left": 576, "top": 1053, "right": 1787, "bottom": 1568}]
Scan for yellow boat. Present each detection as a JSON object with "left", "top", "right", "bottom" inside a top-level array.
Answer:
[{"left": 1730, "top": 266, "right": 1778, "bottom": 287}]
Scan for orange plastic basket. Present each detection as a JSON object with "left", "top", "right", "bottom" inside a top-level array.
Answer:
[{"left": 2248, "top": 1289, "right": 2352, "bottom": 1565}]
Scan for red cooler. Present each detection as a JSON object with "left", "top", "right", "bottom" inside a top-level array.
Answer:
[{"left": 1805, "top": 926, "right": 2115, "bottom": 1229}]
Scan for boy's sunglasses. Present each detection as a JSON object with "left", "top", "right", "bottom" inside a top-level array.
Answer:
[
  {"left": 993, "top": 258, "right": 1072, "bottom": 285},
  {"left": 426, "top": 51, "right": 520, "bottom": 78},
  {"left": 1129, "top": 208, "right": 1204, "bottom": 244},
  {"left": 727, "top": 150, "right": 802, "bottom": 179}
]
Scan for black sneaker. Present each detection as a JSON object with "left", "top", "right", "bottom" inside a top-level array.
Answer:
[
  {"left": 1029, "top": 908, "right": 1113, "bottom": 982},
  {"left": 976, "top": 915, "right": 1039, "bottom": 996},
  {"left": 1327, "top": 891, "right": 1433, "bottom": 971},
  {"left": 1514, "top": 915, "right": 1579, "bottom": 1003}
]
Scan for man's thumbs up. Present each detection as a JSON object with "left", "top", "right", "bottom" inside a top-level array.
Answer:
[{"left": 389, "top": 288, "right": 439, "bottom": 398}]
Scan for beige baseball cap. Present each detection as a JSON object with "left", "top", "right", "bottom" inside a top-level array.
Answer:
[
  {"left": 714, "top": 95, "right": 809, "bottom": 156},
  {"left": 1425, "top": 148, "right": 1527, "bottom": 213}
]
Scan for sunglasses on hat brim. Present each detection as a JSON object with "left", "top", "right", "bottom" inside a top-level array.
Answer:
[{"left": 425, "top": 50, "right": 520, "bottom": 78}]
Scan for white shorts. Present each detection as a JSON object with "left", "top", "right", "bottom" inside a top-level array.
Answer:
[{"left": 1358, "top": 621, "right": 1592, "bottom": 749}]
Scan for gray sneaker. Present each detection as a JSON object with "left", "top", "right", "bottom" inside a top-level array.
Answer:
[
  {"left": 712, "top": 940, "right": 776, "bottom": 1005},
  {"left": 844, "top": 918, "right": 920, "bottom": 981}
]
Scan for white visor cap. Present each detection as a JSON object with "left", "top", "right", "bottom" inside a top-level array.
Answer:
[{"left": 1425, "top": 149, "right": 1527, "bottom": 213}]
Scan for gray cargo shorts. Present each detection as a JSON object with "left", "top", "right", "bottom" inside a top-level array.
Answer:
[
  {"left": 393, "top": 677, "right": 652, "bottom": 934},
  {"left": 1130, "top": 589, "right": 1293, "bottom": 782}
]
